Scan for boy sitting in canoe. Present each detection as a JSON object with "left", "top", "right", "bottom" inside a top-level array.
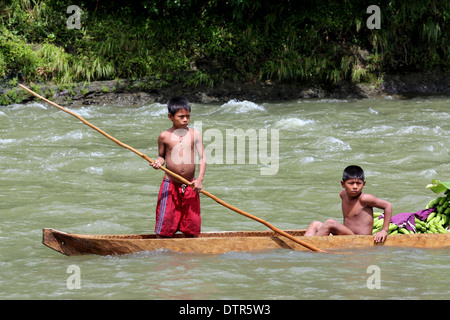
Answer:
[
  {"left": 304, "top": 165, "right": 392, "bottom": 243},
  {"left": 151, "top": 97, "right": 206, "bottom": 238}
]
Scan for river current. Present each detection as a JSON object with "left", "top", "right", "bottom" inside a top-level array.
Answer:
[{"left": 1, "top": 96, "right": 449, "bottom": 300}]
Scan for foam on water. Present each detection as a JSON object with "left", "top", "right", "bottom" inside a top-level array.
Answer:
[
  {"left": 369, "top": 107, "right": 379, "bottom": 114},
  {"left": 316, "top": 136, "right": 352, "bottom": 152},
  {"left": 8, "top": 102, "right": 47, "bottom": 110},
  {"left": 83, "top": 166, "right": 104, "bottom": 175},
  {"left": 219, "top": 99, "right": 265, "bottom": 114},
  {"left": 138, "top": 103, "right": 167, "bottom": 117},
  {"left": 66, "top": 106, "right": 93, "bottom": 118},
  {"left": 421, "top": 169, "right": 438, "bottom": 179},
  {"left": 301, "top": 156, "right": 317, "bottom": 164},
  {"left": 274, "top": 118, "right": 315, "bottom": 130},
  {"left": 354, "top": 125, "right": 393, "bottom": 135},
  {"left": 43, "top": 130, "right": 90, "bottom": 143},
  {"left": 0, "top": 138, "right": 15, "bottom": 144}
]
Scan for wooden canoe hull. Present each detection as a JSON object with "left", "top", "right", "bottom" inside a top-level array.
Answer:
[{"left": 42, "top": 228, "right": 450, "bottom": 256}]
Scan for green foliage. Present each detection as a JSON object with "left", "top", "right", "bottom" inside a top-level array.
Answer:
[{"left": 0, "top": 0, "right": 448, "bottom": 87}]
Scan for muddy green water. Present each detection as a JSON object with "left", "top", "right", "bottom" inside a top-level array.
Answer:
[{"left": 1, "top": 96, "right": 449, "bottom": 300}]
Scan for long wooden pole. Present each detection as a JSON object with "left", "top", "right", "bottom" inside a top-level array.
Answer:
[{"left": 19, "top": 84, "right": 325, "bottom": 253}]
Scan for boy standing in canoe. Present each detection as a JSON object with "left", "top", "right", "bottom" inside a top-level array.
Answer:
[
  {"left": 151, "top": 97, "right": 206, "bottom": 238},
  {"left": 304, "top": 165, "right": 392, "bottom": 243}
]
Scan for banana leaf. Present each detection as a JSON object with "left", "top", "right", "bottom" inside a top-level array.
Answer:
[{"left": 426, "top": 179, "right": 450, "bottom": 194}]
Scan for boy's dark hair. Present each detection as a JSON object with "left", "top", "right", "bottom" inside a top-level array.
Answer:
[
  {"left": 342, "top": 165, "right": 365, "bottom": 181},
  {"left": 167, "top": 97, "right": 190, "bottom": 116}
]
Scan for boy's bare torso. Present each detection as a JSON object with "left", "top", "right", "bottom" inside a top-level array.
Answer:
[
  {"left": 340, "top": 190, "right": 374, "bottom": 235},
  {"left": 160, "top": 127, "right": 197, "bottom": 183}
]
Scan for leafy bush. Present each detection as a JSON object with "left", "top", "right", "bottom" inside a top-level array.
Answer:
[{"left": 0, "top": 0, "right": 448, "bottom": 87}]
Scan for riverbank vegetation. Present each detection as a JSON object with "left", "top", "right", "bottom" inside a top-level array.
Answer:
[{"left": 1, "top": 0, "right": 449, "bottom": 104}]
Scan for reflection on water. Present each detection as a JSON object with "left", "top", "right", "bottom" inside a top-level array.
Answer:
[{"left": 1, "top": 96, "right": 449, "bottom": 299}]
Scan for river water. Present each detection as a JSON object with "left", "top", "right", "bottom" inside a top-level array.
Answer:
[{"left": 1, "top": 96, "right": 449, "bottom": 300}]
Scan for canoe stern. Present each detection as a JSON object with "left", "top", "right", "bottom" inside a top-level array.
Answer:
[{"left": 42, "top": 228, "right": 66, "bottom": 255}]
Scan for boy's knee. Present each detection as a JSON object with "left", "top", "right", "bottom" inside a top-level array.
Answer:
[
  {"left": 324, "top": 219, "right": 338, "bottom": 227},
  {"left": 310, "top": 220, "right": 322, "bottom": 228}
]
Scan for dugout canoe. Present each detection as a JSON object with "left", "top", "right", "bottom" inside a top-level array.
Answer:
[{"left": 42, "top": 228, "right": 450, "bottom": 256}]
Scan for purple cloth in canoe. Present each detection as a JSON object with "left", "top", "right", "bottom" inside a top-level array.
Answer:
[{"left": 378, "top": 208, "right": 436, "bottom": 232}]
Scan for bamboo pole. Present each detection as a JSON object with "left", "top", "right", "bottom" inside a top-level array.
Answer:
[{"left": 19, "top": 83, "right": 325, "bottom": 253}]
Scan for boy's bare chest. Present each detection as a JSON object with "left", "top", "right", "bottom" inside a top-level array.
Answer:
[
  {"left": 165, "top": 134, "right": 194, "bottom": 151},
  {"left": 164, "top": 130, "right": 194, "bottom": 150},
  {"left": 342, "top": 199, "right": 367, "bottom": 217}
]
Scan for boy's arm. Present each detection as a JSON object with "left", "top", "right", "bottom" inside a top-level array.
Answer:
[
  {"left": 151, "top": 132, "right": 166, "bottom": 169},
  {"left": 191, "top": 130, "right": 206, "bottom": 192},
  {"left": 362, "top": 194, "right": 392, "bottom": 242}
]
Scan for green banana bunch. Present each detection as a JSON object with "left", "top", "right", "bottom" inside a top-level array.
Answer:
[
  {"left": 372, "top": 189, "right": 450, "bottom": 235},
  {"left": 371, "top": 216, "right": 401, "bottom": 235},
  {"left": 424, "top": 191, "right": 450, "bottom": 233},
  {"left": 371, "top": 214, "right": 386, "bottom": 235}
]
